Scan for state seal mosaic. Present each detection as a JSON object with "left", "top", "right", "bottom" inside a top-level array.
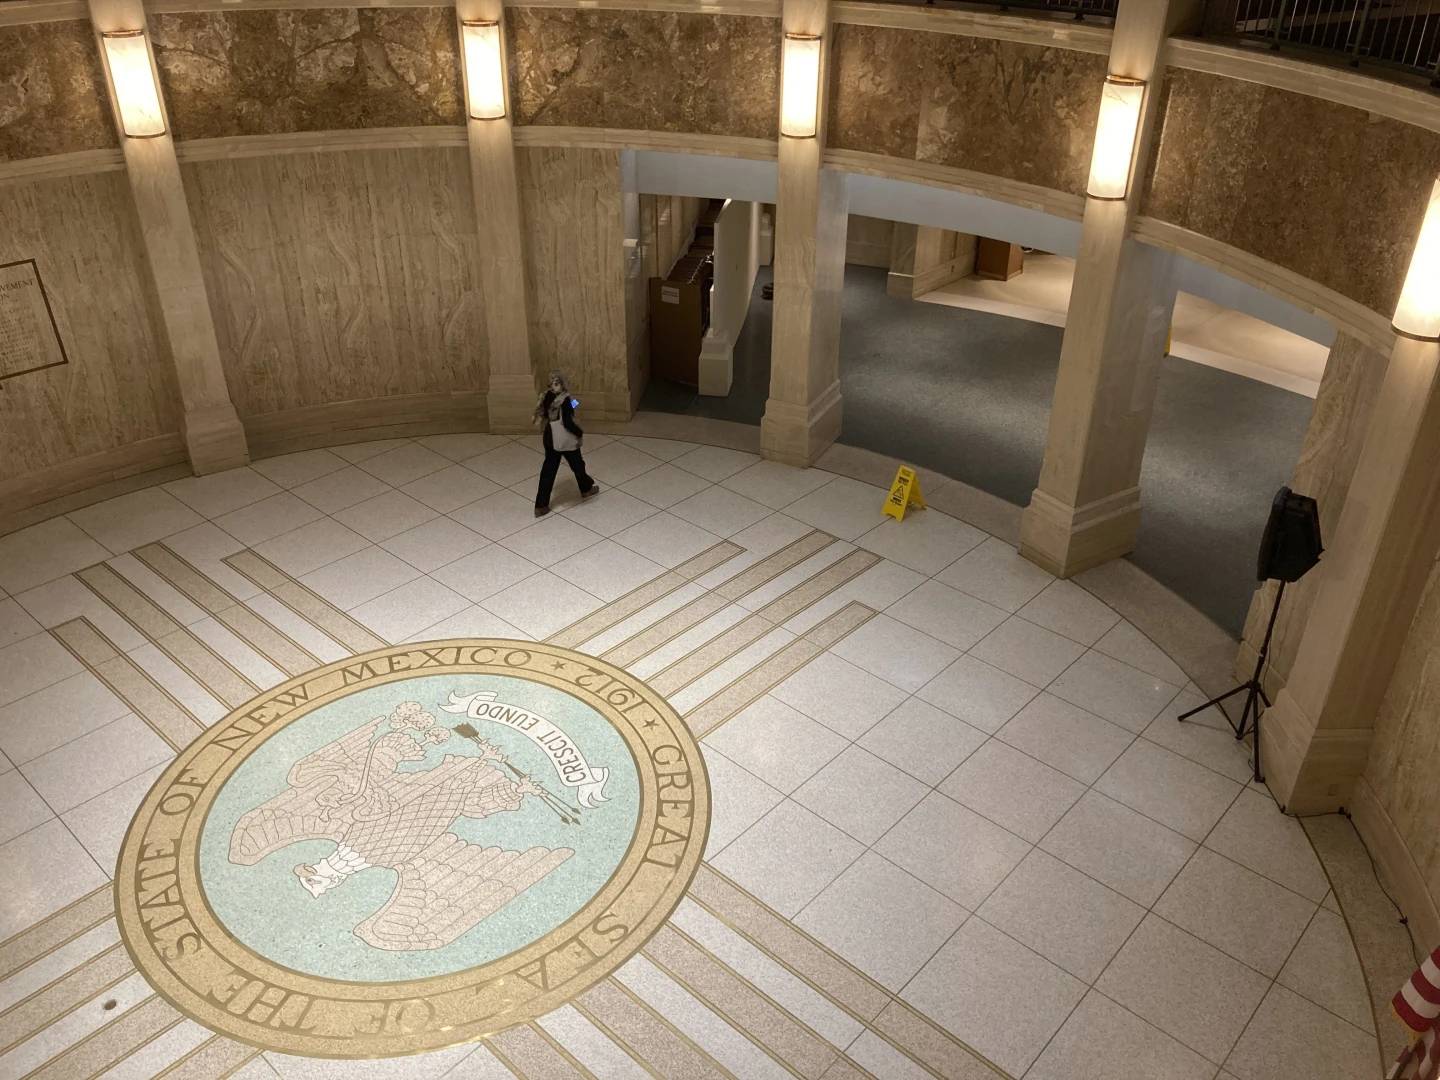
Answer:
[{"left": 115, "top": 640, "right": 711, "bottom": 1058}]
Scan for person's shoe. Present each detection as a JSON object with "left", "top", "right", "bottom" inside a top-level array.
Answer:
[
  {"left": 534, "top": 505, "right": 550, "bottom": 517},
  {"left": 582, "top": 484, "right": 600, "bottom": 500}
]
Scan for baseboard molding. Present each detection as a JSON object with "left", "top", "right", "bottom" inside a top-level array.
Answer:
[
  {"left": 1349, "top": 777, "right": 1440, "bottom": 955},
  {"left": 242, "top": 393, "right": 489, "bottom": 458},
  {"left": 0, "top": 434, "right": 189, "bottom": 536}
]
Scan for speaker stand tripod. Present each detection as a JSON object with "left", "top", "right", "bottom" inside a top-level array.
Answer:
[{"left": 1177, "top": 580, "right": 1285, "bottom": 784}]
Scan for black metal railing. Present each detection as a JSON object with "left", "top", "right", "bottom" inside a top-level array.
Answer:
[
  {"left": 1210, "top": 0, "right": 1440, "bottom": 83},
  {"left": 866, "top": 0, "right": 1118, "bottom": 20}
]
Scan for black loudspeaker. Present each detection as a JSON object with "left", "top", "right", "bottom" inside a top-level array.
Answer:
[{"left": 1256, "top": 486, "right": 1323, "bottom": 583}]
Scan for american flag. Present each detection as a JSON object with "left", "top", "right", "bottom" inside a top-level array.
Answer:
[{"left": 1390, "top": 946, "right": 1440, "bottom": 1080}]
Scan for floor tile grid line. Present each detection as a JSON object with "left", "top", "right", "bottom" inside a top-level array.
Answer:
[
  {"left": 540, "top": 1006, "right": 667, "bottom": 1080},
  {"left": 545, "top": 540, "right": 746, "bottom": 649},
  {"left": 1019, "top": 769, "right": 1267, "bottom": 1072},
  {"left": 564, "top": 992, "right": 690, "bottom": 1080},
  {"left": 47, "top": 618, "right": 200, "bottom": 753},
  {"left": 1293, "top": 815, "right": 1399, "bottom": 1056},
  {"left": 221, "top": 550, "right": 385, "bottom": 655},
  {"left": 589, "top": 975, "right": 744, "bottom": 1080},
  {"left": 0, "top": 886, "right": 112, "bottom": 980},
  {"left": 639, "top": 924, "right": 873, "bottom": 1080},
  {"left": 29, "top": 992, "right": 180, "bottom": 1080},
  {"left": 137, "top": 544, "right": 324, "bottom": 678},
  {"left": 651, "top": 920, "right": 872, "bottom": 1077},
  {"left": 523, "top": 1018, "right": 605, "bottom": 1080},
  {"left": 662, "top": 547, "right": 882, "bottom": 685},
  {"left": 0, "top": 944, "right": 137, "bottom": 1057},
  {"left": 684, "top": 867, "right": 1005, "bottom": 1080},
  {"left": 162, "top": 1034, "right": 266, "bottom": 1080},
  {"left": 74, "top": 565, "right": 261, "bottom": 711},
  {"left": 0, "top": 933, "right": 128, "bottom": 1042}
]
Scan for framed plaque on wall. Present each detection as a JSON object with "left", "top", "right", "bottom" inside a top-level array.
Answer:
[{"left": 0, "top": 258, "right": 69, "bottom": 382}]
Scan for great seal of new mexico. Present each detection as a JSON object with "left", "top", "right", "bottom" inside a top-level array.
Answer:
[{"left": 115, "top": 640, "right": 710, "bottom": 1058}]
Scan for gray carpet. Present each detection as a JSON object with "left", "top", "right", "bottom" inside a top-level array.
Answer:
[{"left": 641, "top": 264, "right": 1314, "bottom": 636}]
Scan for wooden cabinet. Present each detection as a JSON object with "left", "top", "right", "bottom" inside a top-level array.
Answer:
[{"left": 975, "top": 237, "right": 1024, "bottom": 281}]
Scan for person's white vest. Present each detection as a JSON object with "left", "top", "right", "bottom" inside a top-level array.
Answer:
[{"left": 550, "top": 411, "right": 580, "bottom": 452}]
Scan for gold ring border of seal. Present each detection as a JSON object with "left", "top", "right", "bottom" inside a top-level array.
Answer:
[{"left": 114, "top": 639, "right": 711, "bottom": 1059}]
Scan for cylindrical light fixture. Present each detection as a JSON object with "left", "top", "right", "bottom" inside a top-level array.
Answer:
[
  {"left": 1086, "top": 75, "right": 1146, "bottom": 201},
  {"left": 1393, "top": 178, "right": 1440, "bottom": 341},
  {"left": 780, "top": 32, "right": 822, "bottom": 139},
  {"left": 461, "top": 20, "right": 506, "bottom": 120},
  {"left": 100, "top": 30, "right": 166, "bottom": 138}
]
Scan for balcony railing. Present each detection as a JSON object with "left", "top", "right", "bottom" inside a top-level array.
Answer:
[
  {"left": 1208, "top": 0, "right": 1440, "bottom": 84},
  {"left": 864, "top": 0, "right": 1117, "bottom": 19}
]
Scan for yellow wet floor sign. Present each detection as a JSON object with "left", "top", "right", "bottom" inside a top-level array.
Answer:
[{"left": 883, "top": 466, "right": 926, "bottom": 522}]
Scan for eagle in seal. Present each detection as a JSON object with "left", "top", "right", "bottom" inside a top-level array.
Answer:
[{"left": 228, "top": 700, "right": 573, "bottom": 952}]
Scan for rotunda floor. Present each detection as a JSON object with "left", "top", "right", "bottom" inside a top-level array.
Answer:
[{"left": 0, "top": 430, "right": 1381, "bottom": 1079}]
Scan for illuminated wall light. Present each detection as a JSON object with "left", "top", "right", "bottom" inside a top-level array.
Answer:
[
  {"left": 1086, "top": 75, "right": 1146, "bottom": 201},
  {"left": 1393, "top": 178, "right": 1440, "bottom": 341},
  {"left": 100, "top": 30, "right": 166, "bottom": 139},
  {"left": 780, "top": 32, "right": 822, "bottom": 139},
  {"left": 461, "top": 20, "right": 506, "bottom": 120}
]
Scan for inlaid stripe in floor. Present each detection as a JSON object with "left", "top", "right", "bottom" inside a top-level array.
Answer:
[
  {"left": 50, "top": 618, "right": 205, "bottom": 752},
  {"left": 575, "top": 978, "right": 735, "bottom": 1080},
  {"left": 488, "top": 1022, "right": 595, "bottom": 1080},
  {"left": 223, "top": 550, "right": 384, "bottom": 655}
]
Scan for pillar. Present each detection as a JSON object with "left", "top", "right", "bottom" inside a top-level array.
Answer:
[
  {"left": 761, "top": 0, "right": 848, "bottom": 468},
  {"left": 1019, "top": 0, "right": 1201, "bottom": 576},
  {"left": 887, "top": 226, "right": 974, "bottom": 299},
  {"left": 1261, "top": 176, "right": 1440, "bottom": 813},
  {"left": 88, "top": 0, "right": 248, "bottom": 474},
  {"left": 1234, "top": 332, "right": 1388, "bottom": 696},
  {"left": 457, "top": 0, "right": 535, "bottom": 433}
]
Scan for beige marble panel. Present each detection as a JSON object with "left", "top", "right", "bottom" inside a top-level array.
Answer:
[
  {"left": 181, "top": 146, "right": 486, "bottom": 417},
  {"left": 0, "top": 20, "right": 115, "bottom": 161},
  {"left": 148, "top": 7, "right": 463, "bottom": 140},
  {"left": 0, "top": 172, "right": 178, "bottom": 484},
  {"left": 1144, "top": 68, "right": 1440, "bottom": 317},
  {"left": 516, "top": 145, "right": 632, "bottom": 418},
  {"left": 1239, "top": 332, "right": 1387, "bottom": 691},
  {"left": 507, "top": 7, "right": 779, "bottom": 139},
  {"left": 915, "top": 33, "right": 1105, "bottom": 198}
]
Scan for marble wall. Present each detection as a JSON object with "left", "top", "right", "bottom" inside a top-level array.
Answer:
[
  {"left": 0, "top": 21, "right": 116, "bottom": 161},
  {"left": 149, "top": 8, "right": 463, "bottom": 139},
  {"left": 182, "top": 147, "right": 485, "bottom": 417},
  {"left": 1144, "top": 68, "right": 1440, "bottom": 317},
  {"left": 516, "top": 146, "right": 632, "bottom": 418},
  {"left": 0, "top": 172, "right": 177, "bottom": 483},
  {"left": 828, "top": 24, "right": 1105, "bottom": 197},
  {"left": 507, "top": 8, "right": 779, "bottom": 139},
  {"left": 1369, "top": 557, "right": 1440, "bottom": 919}
]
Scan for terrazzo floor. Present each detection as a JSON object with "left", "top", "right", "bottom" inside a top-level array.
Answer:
[{"left": 0, "top": 429, "right": 1383, "bottom": 1079}]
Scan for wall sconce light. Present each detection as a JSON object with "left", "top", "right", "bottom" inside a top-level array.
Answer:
[
  {"left": 780, "top": 32, "right": 822, "bottom": 139},
  {"left": 461, "top": 20, "right": 506, "bottom": 120},
  {"left": 1393, "top": 178, "right": 1440, "bottom": 341},
  {"left": 1086, "top": 75, "right": 1146, "bottom": 201},
  {"left": 100, "top": 30, "right": 166, "bottom": 139}
]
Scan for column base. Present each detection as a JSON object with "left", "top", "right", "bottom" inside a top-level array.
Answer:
[
  {"left": 1259, "top": 689, "right": 1373, "bottom": 814},
  {"left": 183, "top": 404, "right": 249, "bottom": 474},
  {"left": 1019, "top": 486, "right": 1140, "bottom": 577},
  {"left": 760, "top": 382, "right": 842, "bottom": 468},
  {"left": 487, "top": 380, "right": 538, "bottom": 435}
]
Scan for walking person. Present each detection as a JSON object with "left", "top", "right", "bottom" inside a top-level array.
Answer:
[{"left": 532, "top": 371, "right": 598, "bottom": 516}]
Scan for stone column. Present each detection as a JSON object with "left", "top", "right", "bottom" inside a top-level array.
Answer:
[
  {"left": 1234, "top": 332, "right": 1388, "bottom": 696},
  {"left": 1019, "top": 0, "right": 1201, "bottom": 576},
  {"left": 1262, "top": 331, "right": 1440, "bottom": 813},
  {"left": 457, "top": 0, "right": 535, "bottom": 433},
  {"left": 761, "top": 0, "right": 848, "bottom": 468},
  {"left": 87, "top": 0, "right": 248, "bottom": 474}
]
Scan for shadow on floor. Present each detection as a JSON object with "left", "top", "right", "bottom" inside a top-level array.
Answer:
[{"left": 641, "top": 263, "right": 1313, "bottom": 636}]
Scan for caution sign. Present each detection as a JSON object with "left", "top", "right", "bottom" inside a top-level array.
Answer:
[{"left": 883, "top": 466, "right": 926, "bottom": 523}]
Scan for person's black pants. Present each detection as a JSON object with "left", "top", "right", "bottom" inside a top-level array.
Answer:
[{"left": 535, "top": 449, "right": 594, "bottom": 508}]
